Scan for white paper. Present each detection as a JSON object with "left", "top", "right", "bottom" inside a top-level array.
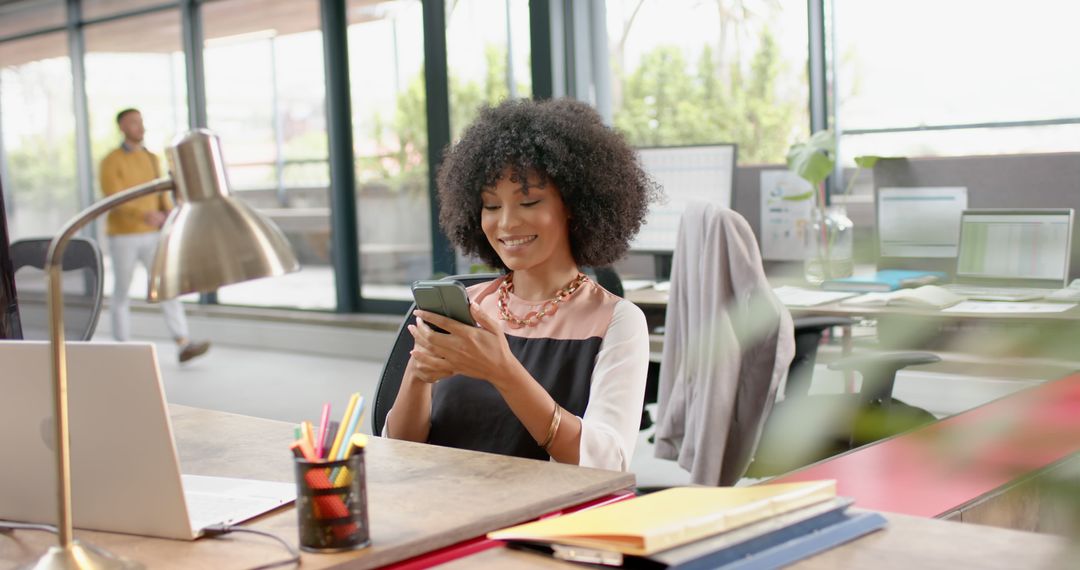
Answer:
[
  {"left": 941, "top": 301, "right": 1076, "bottom": 314},
  {"left": 760, "top": 171, "right": 815, "bottom": 261},
  {"left": 878, "top": 187, "right": 967, "bottom": 258},
  {"left": 773, "top": 286, "right": 858, "bottom": 307}
]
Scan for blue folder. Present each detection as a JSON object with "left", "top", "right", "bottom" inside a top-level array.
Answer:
[{"left": 821, "top": 270, "right": 947, "bottom": 293}]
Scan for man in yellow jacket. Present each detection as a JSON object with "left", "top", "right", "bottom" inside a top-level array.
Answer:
[{"left": 100, "top": 108, "right": 209, "bottom": 363}]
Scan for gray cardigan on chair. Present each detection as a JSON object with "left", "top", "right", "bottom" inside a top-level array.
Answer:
[{"left": 653, "top": 203, "right": 795, "bottom": 486}]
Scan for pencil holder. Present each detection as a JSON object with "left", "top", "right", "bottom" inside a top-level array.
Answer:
[{"left": 294, "top": 452, "right": 371, "bottom": 552}]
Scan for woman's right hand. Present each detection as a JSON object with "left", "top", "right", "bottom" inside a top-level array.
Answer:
[{"left": 406, "top": 328, "right": 455, "bottom": 384}]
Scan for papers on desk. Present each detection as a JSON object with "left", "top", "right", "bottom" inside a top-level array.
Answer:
[
  {"left": 773, "top": 286, "right": 858, "bottom": 307},
  {"left": 941, "top": 301, "right": 1077, "bottom": 314}
]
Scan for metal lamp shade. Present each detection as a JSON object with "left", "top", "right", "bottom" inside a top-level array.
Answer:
[{"left": 147, "top": 129, "right": 299, "bottom": 301}]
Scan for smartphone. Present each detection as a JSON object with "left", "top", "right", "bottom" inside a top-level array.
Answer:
[{"left": 411, "top": 280, "right": 478, "bottom": 333}]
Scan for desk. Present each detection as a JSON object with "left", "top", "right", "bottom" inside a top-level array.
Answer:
[
  {"left": 440, "top": 511, "right": 1070, "bottom": 569},
  {"left": 628, "top": 286, "right": 1080, "bottom": 362},
  {"left": 771, "top": 372, "right": 1080, "bottom": 531},
  {"left": 0, "top": 405, "right": 634, "bottom": 570}
]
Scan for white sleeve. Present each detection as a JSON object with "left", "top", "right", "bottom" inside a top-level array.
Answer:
[{"left": 577, "top": 299, "right": 650, "bottom": 471}]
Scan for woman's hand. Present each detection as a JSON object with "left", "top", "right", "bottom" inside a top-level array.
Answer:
[
  {"left": 409, "top": 304, "right": 519, "bottom": 387},
  {"left": 405, "top": 342, "right": 454, "bottom": 384}
]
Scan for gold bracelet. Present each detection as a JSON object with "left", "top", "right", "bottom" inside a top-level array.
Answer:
[{"left": 538, "top": 403, "right": 561, "bottom": 450}]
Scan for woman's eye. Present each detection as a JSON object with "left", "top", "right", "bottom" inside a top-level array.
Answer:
[
  {"left": 521, "top": 200, "right": 541, "bottom": 207},
  {"left": 482, "top": 204, "right": 500, "bottom": 211}
]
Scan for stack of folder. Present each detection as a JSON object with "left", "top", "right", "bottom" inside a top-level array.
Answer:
[{"left": 488, "top": 480, "right": 886, "bottom": 569}]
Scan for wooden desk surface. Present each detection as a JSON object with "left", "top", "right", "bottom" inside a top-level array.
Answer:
[
  {"left": 437, "top": 511, "right": 1071, "bottom": 569},
  {"left": 0, "top": 405, "right": 634, "bottom": 570}
]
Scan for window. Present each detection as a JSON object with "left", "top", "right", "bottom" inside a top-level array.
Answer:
[
  {"left": 0, "top": 33, "right": 78, "bottom": 239},
  {"left": 834, "top": 0, "right": 1080, "bottom": 163},
  {"left": 606, "top": 0, "right": 809, "bottom": 164},
  {"left": 446, "top": 0, "right": 532, "bottom": 137},
  {"left": 348, "top": 0, "right": 430, "bottom": 301},
  {"left": 83, "top": 8, "right": 189, "bottom": 303},
  {"left": 202, "top": 0, "right": 333, "bottom": 310}
]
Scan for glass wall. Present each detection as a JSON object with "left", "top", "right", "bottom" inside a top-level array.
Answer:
[
  {"left": 606, "top": 0, "right": 809, "bottom": 164},
  {"left": 446, "top": 0, "right": 532, "bottom": 137},
  {"left": 834, "top": 0, "right": 1080, "bottom": 164},
  {"left": 348, "top": 0, "right": 429, "bottom": 301},
  {"left": 0, "top": 33, "right": 78, "bottom": 240},
  {"left": 83, "top": 8, "right": 188, "bottom": 303},
  {"left": 202, "top": 0, "right": 333, "bottom": 309}
]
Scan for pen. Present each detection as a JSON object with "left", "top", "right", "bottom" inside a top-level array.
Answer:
[
  {"left": 315, "top": 403, "right": 331, "bottom": 459},
  {"left": 327, "top": 393, "right": 359, "bottom": 464}
]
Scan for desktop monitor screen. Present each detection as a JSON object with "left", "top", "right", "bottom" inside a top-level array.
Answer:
[
  {"left": 955, "top": 209, "right": 1074, "bottom": 288},
  {"left": 875, "top": 186, "right": 968, "bottom": 275},
  {"left": 630, "top": 144, "right": 736, "bottom": 253}
]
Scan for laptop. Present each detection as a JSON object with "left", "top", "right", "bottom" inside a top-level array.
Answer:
[
  {"left": 0, "top": 341, "right": 295, "bottom": 540},
  {"left": 945, "top": 209, "right": 1074, "bottom": 301}
]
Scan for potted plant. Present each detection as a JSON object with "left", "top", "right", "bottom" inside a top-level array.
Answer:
[{"left": 786, "top": 130, "right": 882, "bottom": 284}]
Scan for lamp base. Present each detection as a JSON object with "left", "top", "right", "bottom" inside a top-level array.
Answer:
[{"left": 21, "top": 541, "right": 143, "bottom": 570}]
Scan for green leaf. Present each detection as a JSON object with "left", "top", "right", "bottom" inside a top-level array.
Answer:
[
  {"left": 786, "top": 130, "right": 835, "bottom": 186},
  {"left": 780, "top": 189, "right": 816, "bottom": 202},
  {"left": 854, "top": 155, "right": 881, "bottom": 169}
]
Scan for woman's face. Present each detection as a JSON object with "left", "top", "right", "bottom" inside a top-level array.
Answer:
[{"left": 480, "top": 168, "right": 572, "bottom": 273}]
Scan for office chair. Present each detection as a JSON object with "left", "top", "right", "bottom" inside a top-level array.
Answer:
[
  {"left": 587, "top": 266, "right": 624, "bottom": 297},
  {"left": 652, "top": 203, "right": 795, "bottom": 486},
  {"left": 10, "top": 237, "right": 104, "bottom": 341},
  {"left": 372, "top": 273, "right": 500, "bottom": 436}
]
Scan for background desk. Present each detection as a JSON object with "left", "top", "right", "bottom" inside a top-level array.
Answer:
[{"left": 0, "top": 405, "right": 633, "bottom": 570}]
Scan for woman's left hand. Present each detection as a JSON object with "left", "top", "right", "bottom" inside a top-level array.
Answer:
[{"left": 411, "top": 305, "right": 518, "bottom": 387}]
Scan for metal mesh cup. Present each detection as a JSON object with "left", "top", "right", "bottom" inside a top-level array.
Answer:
[{"left": 294, "top": 451, "right": 371, "bottom": 552}]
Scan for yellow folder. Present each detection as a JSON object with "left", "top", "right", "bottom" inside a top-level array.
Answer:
[{"left": 488, "top": 480, "right": 836, "bottom": 556}]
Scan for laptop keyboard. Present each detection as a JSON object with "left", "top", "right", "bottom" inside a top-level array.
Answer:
[{"left": 943, "top": 285, "right": 1056, "bottom": 301}]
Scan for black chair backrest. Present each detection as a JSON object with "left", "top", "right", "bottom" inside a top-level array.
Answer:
[
  {"left": 587, "top": 266, "right": 624, "bottom": 297},
  {"left": 11, "top": 237, "right": 104, "bottom": 341},
  {"left": 372, "top": 273, "right": 501, "bottom": 435}
]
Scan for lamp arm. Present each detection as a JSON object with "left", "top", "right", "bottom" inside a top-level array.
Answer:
[{"left": 45, "top": 178, "right": 173, "bottom": 548}]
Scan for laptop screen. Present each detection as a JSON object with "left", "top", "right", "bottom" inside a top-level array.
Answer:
[{"left": 955, "top": 209, "right": 1073, "bottom": 287}]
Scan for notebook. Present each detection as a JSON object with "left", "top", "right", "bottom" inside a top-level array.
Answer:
[
  {"left": 0, "top": 341, "right": 295, "bottom": 540},
  {"left": 944, "top": 209, "right": 1074, "bottom": 301},
  {"left": 842, "top": 285, "right": 964, "bottom": 310},
  {"left": 488, "top": 480, "right": 837, "bottom": 556}
]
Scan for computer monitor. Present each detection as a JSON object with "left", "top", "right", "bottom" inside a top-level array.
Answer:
[
  {"left": 0, "top": 180, "right": 21, "bottom": 340},
  {"left": 630, "top": 144, "right": 737, "bottom": 280},
  {"left": 954, "top": 209, "right": 1074, "bottom": 289},
  {"left": 875, "top": 186, "right": 967, "bottom": 275}
]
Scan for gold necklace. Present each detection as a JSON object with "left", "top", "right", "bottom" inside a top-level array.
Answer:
[{"left": 497, "top": 272, "right": 588, "bottom": 328}]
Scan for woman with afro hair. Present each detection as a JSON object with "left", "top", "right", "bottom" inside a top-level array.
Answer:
[{"left": 385, "top": 98, "right": 659, "bottom": 471}]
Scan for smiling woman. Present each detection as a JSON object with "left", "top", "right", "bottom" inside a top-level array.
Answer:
[{"left": 384, "top": 98, "right": 660, "bottom": 471}]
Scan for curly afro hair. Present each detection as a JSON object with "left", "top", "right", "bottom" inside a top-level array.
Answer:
[{"left": 436, "top": 98, "right": 659, "bottom": 270}]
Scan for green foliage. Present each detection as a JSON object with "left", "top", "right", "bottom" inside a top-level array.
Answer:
[
  {"left": 5, "top": 133, "right": 78, "bottom": 208},
  {"left": 614, "top": 28, "right": 800, "bottom": 163},
  {"left": 370, "top": 43, "right": 528, "bottom": 195},
  {"left": 786, "top": 129, "right": 835, "bottom": 187}
]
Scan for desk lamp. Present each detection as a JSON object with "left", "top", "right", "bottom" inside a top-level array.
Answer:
[{"left": 30, "top": 130, "right": 299, "bottom": 570}]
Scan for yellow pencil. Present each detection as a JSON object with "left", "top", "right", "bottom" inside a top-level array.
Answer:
[{"left": 326, "top": 393, "right": 359, "bottom": 463}]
